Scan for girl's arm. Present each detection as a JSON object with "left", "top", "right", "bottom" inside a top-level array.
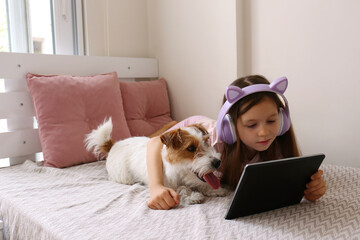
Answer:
[
  {"left": 304, "top": 169, "right": 327, "bottom": 201},
  {"left": 146, "top": 136, "right": 180, "bottom": 210}
]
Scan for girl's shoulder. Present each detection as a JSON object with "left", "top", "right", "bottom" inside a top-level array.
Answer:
[{"left": 168, "top": 115, "right": 224, "bottom": 153}]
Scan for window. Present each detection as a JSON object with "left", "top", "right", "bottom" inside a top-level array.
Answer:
[
  {"left": 0, "top": 1, "right": 9, "bottom": 52},
  {"left": 0, "top": 0, "right": 84, "bottom": 55},
  {"left": 28, "top": 0, "right": 54, "bottom": 54}
]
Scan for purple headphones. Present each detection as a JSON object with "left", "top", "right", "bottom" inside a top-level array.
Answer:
[{"left": 216, "top": 76, "right": 291, "bottom": 144}]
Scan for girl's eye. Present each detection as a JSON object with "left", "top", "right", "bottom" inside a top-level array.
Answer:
[
  {"left": 247, "top": 124, "right": 256, "bottom": 128},
  {"left": 268, "top": 120, "right": 276, "bottom": 124},
  {"left": 187, "top": 146, "right": 196, "bottom": 152}
]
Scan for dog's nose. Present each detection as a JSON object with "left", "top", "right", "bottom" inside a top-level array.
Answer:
[{"left": 212, "top": 158, "right": 221, "bottom": 169}]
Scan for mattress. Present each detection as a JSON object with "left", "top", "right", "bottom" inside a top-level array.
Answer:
[{"left": 0, "top": 160, "right": 359, "bottom": 240}]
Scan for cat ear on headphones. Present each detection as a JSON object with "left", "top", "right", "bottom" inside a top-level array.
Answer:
[
  {"left": 270, "top": 76, "right": 288, "bottom": 94},
  {"left": 225, "top": 86, "right": 246, "bottom": 104}
]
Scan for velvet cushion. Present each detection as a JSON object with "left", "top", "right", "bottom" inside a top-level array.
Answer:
[
  {"left": 26, "top": 72, "right": 131, "bottom": 168},
  {"left": 120, "top": 78, "right": 173, "bottom": 136}
]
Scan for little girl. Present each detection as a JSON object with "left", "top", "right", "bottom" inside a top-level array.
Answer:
[{"left": 146, "top": 75, "right": 326, "bottom": 210}]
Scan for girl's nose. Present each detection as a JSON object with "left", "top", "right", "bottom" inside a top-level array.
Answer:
[{"left": 258, "top": 124, "right": 269, "bottom": 136}]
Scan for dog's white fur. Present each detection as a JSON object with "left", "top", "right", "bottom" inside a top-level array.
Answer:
[{"left": 85, "top": 118, "right": 228, "bottom": 205}]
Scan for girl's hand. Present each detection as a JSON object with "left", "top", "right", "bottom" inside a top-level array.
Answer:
[
  {"left": 304, "top": 169, "right": 326, "bottom": 202},
  {"left": 148, "top": 185, "right": 180, "bottom": 210}
]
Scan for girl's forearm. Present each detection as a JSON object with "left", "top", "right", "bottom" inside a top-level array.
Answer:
[{"left": 146, "top": 136, "right": 164, "bottom": 189}]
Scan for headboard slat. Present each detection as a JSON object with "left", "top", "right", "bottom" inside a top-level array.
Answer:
[
  {"left": 0, "top": 129, "right": 41, "bottom": 158},
  {"left": 0, "top": 92, "right": 35, "bottom": 118},
  {"left": 0, "top": 52, "right": 158, "bottom": 79}
]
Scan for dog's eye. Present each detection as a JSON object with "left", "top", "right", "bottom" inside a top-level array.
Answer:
[{"left": 187, "top": 146, "right": 197, "bottom": 152}]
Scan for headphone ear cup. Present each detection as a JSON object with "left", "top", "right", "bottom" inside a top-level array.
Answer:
[
  {"left": 222, "top": 114, "right": 237, "bottom": 144},
  {"left": 277, "top": 108, "right": 291, "bottom": 136}
]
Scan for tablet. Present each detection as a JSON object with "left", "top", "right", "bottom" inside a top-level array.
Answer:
[{"left": 224, "top": 154, "right": 325, "bottom": 220}]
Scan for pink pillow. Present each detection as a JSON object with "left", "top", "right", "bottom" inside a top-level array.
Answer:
[
  {"left": 26, "top": 72, "right": 131, "bottom": 168},
  {"left": 120, "top": 78, "right": 173, "bottom": 136}
]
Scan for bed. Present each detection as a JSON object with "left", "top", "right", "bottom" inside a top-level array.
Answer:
[{"left": 1, "top": 52, "right": 360, "bottom": 240}]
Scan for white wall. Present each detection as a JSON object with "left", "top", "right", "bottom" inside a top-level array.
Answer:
[
  {"left": 83, "top": 0, "right": 148, "bottom": 57},
  {"left": 147, "top": 0, "right": 238, "bottom": 120},
  {"left": 247, "top": 0, "right": 360, "bottom": 167}
]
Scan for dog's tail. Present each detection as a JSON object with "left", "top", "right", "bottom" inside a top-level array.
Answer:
[{"left": 85, "top": 117, "right": 114, "bottom": 159}]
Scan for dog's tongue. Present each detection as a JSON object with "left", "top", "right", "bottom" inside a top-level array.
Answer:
[{"left": 203, "top": 172, "right": 220, "bottom": 189}]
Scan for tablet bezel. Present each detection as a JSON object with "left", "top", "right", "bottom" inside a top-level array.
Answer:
[{"left": 224, "top": 154, "right": 325, "bottom": 220}]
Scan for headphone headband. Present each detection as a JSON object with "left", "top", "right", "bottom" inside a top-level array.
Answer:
[{"left": 216, "top": 76, "right": 290, "bottom": 144}]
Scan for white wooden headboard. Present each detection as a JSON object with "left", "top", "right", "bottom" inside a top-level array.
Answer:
[{"left": 0, "top": 52, "right": 158, "bottom": 167}]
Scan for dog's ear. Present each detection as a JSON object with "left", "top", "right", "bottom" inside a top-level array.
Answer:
[
  {"left": 160, "top": 129, "right": 183, "bottom": 148},
  {"left": 190, "top": 124, "right": 208, "bottom": 136}
]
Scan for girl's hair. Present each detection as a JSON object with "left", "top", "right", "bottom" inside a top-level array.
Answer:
[{"left": 219, "top": 75, "right": 300, "bottom": 189}]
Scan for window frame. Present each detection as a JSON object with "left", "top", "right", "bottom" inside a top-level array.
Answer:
[{"left": 5, "top": 0, "right": 83, "bottom": 55}]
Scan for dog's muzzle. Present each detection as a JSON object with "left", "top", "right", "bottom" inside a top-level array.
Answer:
[
  {"left": 211, "top": 158, "right": 221, "bottom": 169},
  {"left": 195, "top": 158, "right": 221, "bottom": 189}
]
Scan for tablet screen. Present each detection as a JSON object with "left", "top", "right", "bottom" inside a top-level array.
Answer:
[{"left": 225, "top": 154, "right": 325, "bottom": 219}]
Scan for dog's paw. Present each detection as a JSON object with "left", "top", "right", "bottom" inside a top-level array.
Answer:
[
  {"left": 188, "top": 191, "right": 205, "bottom": 204},
  {"left": 177, "top": 186, "right": 205, "bottom": 205},
  {"left": 214, "top": 187, "right": 230, "bottom": 197},
  {"left": 203, "top": 187, "right": 230, "bottom": 197}
]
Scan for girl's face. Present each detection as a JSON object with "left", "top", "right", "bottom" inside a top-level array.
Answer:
[{"left": 236, "top": 96, "right": 280, "bottom": 154}]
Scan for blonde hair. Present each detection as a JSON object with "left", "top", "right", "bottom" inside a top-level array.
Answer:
[{"left": 219, "top": 75, "right": 300, "bottom": 189}]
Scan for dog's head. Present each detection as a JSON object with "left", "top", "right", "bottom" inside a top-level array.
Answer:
[{"left": 160, "top": 124, "right": 221, "bottom": 189}]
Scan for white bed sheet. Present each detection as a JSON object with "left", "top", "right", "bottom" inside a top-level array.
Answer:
[{"left": 0, "top": 160, "right": 359, "bottom": 240}]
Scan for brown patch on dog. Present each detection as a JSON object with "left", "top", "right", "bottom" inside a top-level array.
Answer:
[
  {"left": 160, "top": 129, "right": 183, "bottom": 149},
  {"left": 190, "top": 123, "right": 210, "bottom": 145},
  {"left": 160, "top": 127, "right": 206, "bottom": 164},
  {"left": 190, "top": 124, "right": 208, "bottom": 136},
  {"left": 100, "top": 139, "right": 114, "bottom": 153}
]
